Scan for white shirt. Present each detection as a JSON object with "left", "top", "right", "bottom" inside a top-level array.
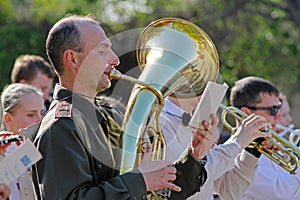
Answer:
[
  {"left": 161, "top": 99, "right": 259, "bottom": 200},
  {"left": 239, "top": 154, "right": 300, "bottom": 200}
]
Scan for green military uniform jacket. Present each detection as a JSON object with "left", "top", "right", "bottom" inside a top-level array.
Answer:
[{"left": 31, "top": 84, "right": 207, "bottom": 200}]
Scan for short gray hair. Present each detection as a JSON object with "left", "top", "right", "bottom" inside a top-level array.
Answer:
[{"left": 46, "top": 14, "right": 101, "bottom": 75}]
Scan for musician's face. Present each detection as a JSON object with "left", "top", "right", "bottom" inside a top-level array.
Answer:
[
  {"left": 250, "top": 92, "right": 281, "bottom": 128},
  {"left": 4, "top": 92, "right": 44, "bottom": 134},
  {"left": 75, "top": 23, "right": 120, "bottom": 93},
  {"left": 279, "top": 99, "right": 292, "bottom": 127},
  {"left": 28, "top": 71, "right": 53, "bottom": 101}
]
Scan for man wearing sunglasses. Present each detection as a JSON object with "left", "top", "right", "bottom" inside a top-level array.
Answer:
[
  {"left": 245, "top": 102, "right": 282, "bottom": 117},
  {"left": 230, "top": 76, "right": 300, "bottom": 200}
]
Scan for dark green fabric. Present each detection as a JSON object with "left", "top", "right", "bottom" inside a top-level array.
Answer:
[
  {"left": 31, "top": 84, "right": 207, "bottom": 200},
  {"left": 170, "top": 148, "right": 208, "bottom": 199},
  {"left": 32, "top": 84, "right": 146, "bottom": 200}
]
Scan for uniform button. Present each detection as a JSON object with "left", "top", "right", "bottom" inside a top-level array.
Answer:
[
  {"left": 197, "top": 175, "right": 201, "bottom": 179},
  {"left": 98, "top": 163, "right": 102, "bottom": 168}
]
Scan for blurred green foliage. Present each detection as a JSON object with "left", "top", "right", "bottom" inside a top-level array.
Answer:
[
  {"left": 0, "top": 0, "right": 299, "bottom": 99},
  {"left": 0, "top": 23, "right": 48, "bottom": 89}
]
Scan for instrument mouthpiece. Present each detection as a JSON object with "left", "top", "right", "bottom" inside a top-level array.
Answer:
[{"left": 109, "top": 68, "right": 122, "bottom": 80}]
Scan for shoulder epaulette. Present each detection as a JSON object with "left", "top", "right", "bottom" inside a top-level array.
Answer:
[{"left": 55, "top": 101, "right": 72, "bottom": 119}]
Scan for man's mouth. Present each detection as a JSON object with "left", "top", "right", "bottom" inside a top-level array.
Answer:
[
  {"left": 104, "top": 67, "right": 115, "bottom": 79},
  {"left": 104, "top": 71, "right": 110, "bottom": 76}
]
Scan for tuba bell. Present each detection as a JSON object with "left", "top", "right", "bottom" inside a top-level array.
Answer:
[{"left": 110, "top": 18, "right": 220, "bottom": 199}]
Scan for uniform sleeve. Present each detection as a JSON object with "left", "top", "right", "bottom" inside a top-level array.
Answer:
[
  {"left": 33, "top": 119, "right": 147, "bottom": 200},
  {"left": 213, "top": 150, "right": 258, "bottom": 199},
  {"left": 169, "top": 148, "right": 207, "bottom": 199}
]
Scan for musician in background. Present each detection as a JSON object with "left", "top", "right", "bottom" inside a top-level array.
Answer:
[
  {"left": 0, "top": 102, "right": 11, "bottom": 199},
  {"left": 0, "top": 137, "right": 11, "bottom": 200},
  {"left": 230, "top": 76, "right": 300, "bottom": 200},
  {"left": 0, "top": 131, "right": 11, "bottom": 200},
  {"left": 275, "top": 93, "right": 293, "bottom": 137},
  {"left": 10, "top": 54, "right": 56, "bottom": 111},
  {"left": 159, "top": 88, "right": 271, "bottom": 200},
  {"left": 1, "top": 83, "right": 44, "bottom": 200},
  {"left": 279, "top": 93, "right": 293, "bottom": 127}
]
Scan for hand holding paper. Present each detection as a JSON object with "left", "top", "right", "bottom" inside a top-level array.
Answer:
[
  {"left": 189, "top": 81, "right": 228, "bottom": 129},
  {"left": 0, "top": 139, "right": 42, "bottom": 185}
]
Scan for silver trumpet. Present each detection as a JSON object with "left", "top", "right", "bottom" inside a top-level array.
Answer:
[
  {"left": 276, "top": 123, "right": 295, "bottom": 137},
  {"left": 276, "top": 123, "right": 300, "bottom": 147}
]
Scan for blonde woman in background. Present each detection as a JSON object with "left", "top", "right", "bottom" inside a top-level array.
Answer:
[{"left": 1, "top": 83, "right": 44, "bottom": 200}]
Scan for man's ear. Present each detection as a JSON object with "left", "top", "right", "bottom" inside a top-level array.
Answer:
[
  {"left": 240, "top": 106, "right": 251, "bottom": 115},
  {"left": 19, "top": 79, "right": 28, "bottom": 84},
  {"left": 64, "top": 50, "right": 78, "bottom": 70}
]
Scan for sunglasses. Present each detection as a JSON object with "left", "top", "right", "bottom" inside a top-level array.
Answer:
[{"left": 245, "top": 102, "right": 282, "bottom": 116}]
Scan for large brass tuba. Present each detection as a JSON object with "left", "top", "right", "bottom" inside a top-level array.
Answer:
[{"left": 110, "top": 18, "right": 219, "bottom": 198}]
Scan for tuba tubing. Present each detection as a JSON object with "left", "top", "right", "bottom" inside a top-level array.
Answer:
[
  {"left": 110, "top": 18, "right": 220, "bottom": 199},
  {"left": 109, "top": 68, "right": 166, "bottom": 171}
]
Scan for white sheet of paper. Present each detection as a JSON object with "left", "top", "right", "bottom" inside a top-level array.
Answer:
[
  {"left": 0, "top": 139, "right": 42, "bottom": 185},
  {"left": 189, "top": 81, "right": 228, "bottom": 129}
]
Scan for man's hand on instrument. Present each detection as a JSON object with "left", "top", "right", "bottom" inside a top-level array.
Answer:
[
  {"left": 138, "top": 143, "right": 181, "bottom": 192},
  {"left": 231, "top": 114, "right": 271, "bottom": 149}
]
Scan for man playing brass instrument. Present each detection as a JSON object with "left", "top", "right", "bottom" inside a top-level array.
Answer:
[
  {"left": 231, "top": 76, "right": 300, "bottom": 200},
  {"left": 29, "top": 14, "right": 217, "bottom": 199},
  {"left": 159, "top": 89, "right": 271, "bottom": 199}
]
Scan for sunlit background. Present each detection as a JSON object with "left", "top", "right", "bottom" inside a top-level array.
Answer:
[{"left": 0, "top": 0, "right": 299, "bottom": 125}]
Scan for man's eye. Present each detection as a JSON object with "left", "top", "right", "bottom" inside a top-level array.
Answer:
[{"left": 98, "top": 49, "right": 107, "bottom": 55}]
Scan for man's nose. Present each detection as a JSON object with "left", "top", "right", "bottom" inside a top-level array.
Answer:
[
  {"left": 111, "top": 51, "right": 120, "bottom": 66},
  {"left": 36, "top": 115, "right": 43, "bottom": 123}
]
